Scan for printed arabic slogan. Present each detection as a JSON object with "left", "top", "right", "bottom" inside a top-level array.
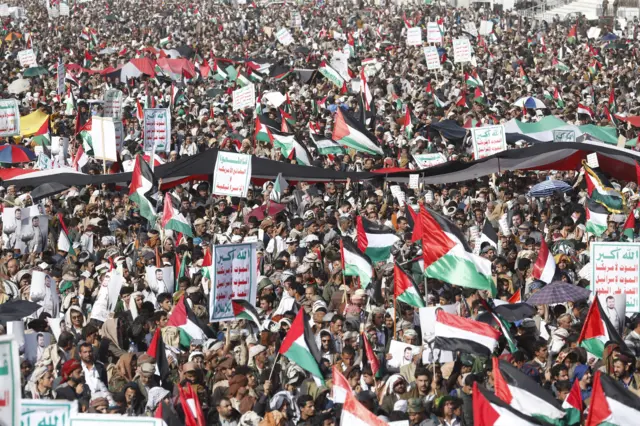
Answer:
[
  {"left": 21, "top": 400, "right": 77, "bottom": 426},
  {"left": 591, "top": 242, "right": 640, "bottom": 313},
  {"left": 209, "top": 243, "right": 257, "bottom": 323},
  {"left": 471, "top": 125, "right": 506, "bottom": 160},
  {"left": 143, "top": 108, "right": 171, "bottom": 153},
  {"left": 212, "top": 152, "right": 252, "bottom": 198},
  {"left": 0, "top": 99, "right": 20, "bottom": 137},
  {"left": 0, "top": 335, "right": 20, "bottom": 426},
  {"left": 69, "top": 414, "right": 163, "bottom": 425}
]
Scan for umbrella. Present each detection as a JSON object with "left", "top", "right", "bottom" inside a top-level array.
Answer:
[
  {"left": 494, "top": 303, "right": 537, "bottom": 322},
  {"left": 513, "top": 97, "right": 547, "bottom": 109},
  {"left": 7, "top": 78, "right": 30, "bottom": 94},
  {"left": 4, "top": 32, "right": 22, "bottom": 41},
  {"left": 294, "top": 46, "right": 310, "bottom": 55},
  {"left": 23, "top": 67, "right": 49, "bottom": 78},
  {"left": 31, "top": 182, "right": 69, "bottom": 202},
  {"left": 0, "top": 145, "right": 37, "bottom": 163},
  {"left": 244, "top": 203, "right": 288, "bottom": 223},
  {"left": 525, "top": 282, "right": 591, "bottom": 305},
  {"left": 0, "top": 300, "right": 41, "bottom": 321},
  {"left": 528, "top": 180, "right": 572, "bottom": 197},
  {"left": 601, "top": 33, "right": 618, "bottom": 41},
  {"left": 176, "top": 44, "right": 195, "bottom": 58}
]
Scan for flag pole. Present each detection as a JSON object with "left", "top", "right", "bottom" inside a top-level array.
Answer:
[
  {"left": 393, "top": 294, "right": 397, "bottom": 339},
  {"left": 267, "top": 352, "right": 280, "bottom": 381}
]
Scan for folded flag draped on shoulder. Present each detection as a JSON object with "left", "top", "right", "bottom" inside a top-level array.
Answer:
[
  {"left": 341, "top": 238, "right": 374, "bottom": 289},
  {"left": 586, "top": 371, "right": 640, "bottom": 426},
  {"left": 434, "top": 309, "right": 500, "bottom": 356},
  {"left": 129, "top": 154, "right": 157, "bottom": 224},
  {"left": 147, "top": 328, "right": 171, "bottom": 388},
  {"left": 493, "top": 358, "right": 566, "bottom": 425},
  {"left": 562, "top": 379, "right": 583, "bottom": 426},
  {"left": 473, "top": 383, "right": 549, "bottom": 426},
  {"left": 279, "top": 309, "right": 324, "bottom": 383},
  {"left": 394, "top": 263, "right": 425, "bottom": 308},
  {"left": 332, "top": 108, "right": 384, "bottom": 156},
  {"left": 341, "top": 392, "right": 388, "bottom": 426},
  {"left": 168, "top": 296, "right": 215, "bottom": 347},
  {"left": 162, "top": 193, "right": 193, "bottom": 237},
  {"left": 585, "top": 198, "right": 609, "bottom": 236},
  {"left": 578, "top": 296, "right": 627, "bottom": 359},
  {"left": 583, "top": 161, "right": 625, "bottom": 213},
  {"left": 332, "top": 365, "right": 353, "bottom": 404},
  {"left": 231, "top": 299, "right": 262, "bottom": 330},
  {"left": 532, "top": 238, "right": 556, "bottom": 283},
  {"left": 356, "top": 216, "right": 400, "bottom": 262},
  {"left": 420, "top": 205, "right": 496, "bottom": 295}
]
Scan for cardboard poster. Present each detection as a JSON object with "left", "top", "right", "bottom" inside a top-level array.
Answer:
[
  {"left": 387, "top": 340, "right": 421, "bottom": 369},
  {"left": 30, "top": 270, "right": 59, "bottom": 318},
  {"left": 479, "top": 21, "right": 493, "bottom": 36},
  {"left": 426, "top": 22, "right": 442, "bottom": 44},
  {"left": 22, "top": 400, "right": 77, "bottom": 426},
  {"left": 17, "top": 49, "right": 37, "bottom": 68},
  {"left": 103, "top": 89, "right": 123, "bottom": 119},
  {"left": 406, "top": 27, "right": 422, "bottom": 46},
  {"left": 453, "top": 37, "right": 472, "bottom": 63},
  {"left": 232, "top": 83, "right": 256, "bottom": 111},
  {"left": 413, "top": 153, "right": 447, "bottom": 168},
  {"left": 465, "top": 22, "right": 478, "bottom": 37},
  {"left": 0, "top": 99, "right": 20, "bottom": 136},
  {"left": 57, "top": 62, "right": 66, "bottom": 95},
  {"left": 89, "top": 116, "right": 118, "bottom": 162},
  {"left": 212, "top": 151, "right": 252, "bottom": 197},
  {"left": 143, "top": 108, "right": 171, "bottom": 153},
  {"left": 276, "top": 28, "right": 294, "bottom": 46},
  {"left": 423, "top": 46, "right": 441, "bottom": 70},
  {"left": 471, "top": 125, "right": 506, "bottom": 159},
  {"left": 591, "top": 242, "right": 640, "bottom": 313},
  {"left": 70, "top": 414, "right": 163, "bottom": 425},
  {"left": 0, "top": 336, "right": 21, "bottom": 426}
]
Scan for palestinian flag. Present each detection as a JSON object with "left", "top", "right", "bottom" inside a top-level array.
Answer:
[
  {"left": 623, "top": 211, "right": 635, "bottom": 241},
  {"left": 147, "top": 328, "right": 171, "bottom": 387},
  {"left": 407, "top": 206, "right": 422, "bottom": 242},
  {"left": 270, "top": 64, "right": 292, "bottom": 81},
  {"left": 479, "top": 299, "right": 518, "bottom": 353},
  {"left": 270, "top": 128, "right": 312, "bottom": 166},
  {"left": 585, "top": 198, "right": 609, "bottom": 236},
  {"left": 434, "top": 309, "right": 499, "bottom": 356},
  {"left": 236, "top": 72, "right": 251, "bottom": 87},
  {"left": 283, "top": 93, "right": 297, "bottom": 125},
  {"left": 168, "top": 296, "right": 215, "bottom": 347},
  {"left": 584, "top": 162, "right": 625, "bottom": 213},
  {"left": 178, "top": 383, "right": 205, "bottom": 426},
  {"left": 356, "top": 216, "right": 400, "bottom": 262},
  {"left": 310, "top": 133, "right": 345, "bottom": 155},
  {"left": 129, "top": 154, "right": 157, "bottom": 224},
  {"left": 136, "top": 98, "right": 144, "bottom": 121},
  {"left": 508, "top": 290, "right": 522, "bottom": 304},
  {"left": 393, "top": 263, "right": 424, "bottom": 308},
  {"left": 577, "top": 103, "right": 594, "bottom": 120},
  {"left": 254, "top": 117, "right": 274, "bottom": 143},
  {"left": 426, "top": 81, "right": 446, "bottom": 108},
  {"left": 362, "top": 332, "right": 380, "bottom": 376},
  {"left": 154, "top": 400, "right": 181, "bottom": 426},
  {"left": 318, "top": 61, "right": 346, "bottom": 88},
  {"left": 73, "top": 144, "right": 88, "bottom": 171},
  {"left": 420, "top": 205, "right": 496, "bottom": 295},
  {"left": 231, "top": 299, "right": 262, "bottom": 330},
  {"left": 161, "top": 193, "right": 193, "bottom": 237},
  {"left": 403, "top": 106, "right": 416, "bottom": 139},
  {"left": 465, "top": 72, "right": 481, "bottom": 88},
  {"left": 159, "top": 35, "right": 171, "bottom": 47},
  {"left": 578, "top": 296, "right": 627, "bottom": 359},
  {"left": 333, "top": 108, "right": 384, "bottom": 156},
  {"left": 567, "top": 25, "right": 577, "bottom": 43},
  {"left": 553, "top": 58, "right": 570, "bottom": 73},
  {"left": 609, "top": 87, "right": 618, "bottom": 116},
  {"left": 212, "top": 60, "right": 228, "bottom": 81},
  {"left": 562, "top": 378, "right": 583, "bottom": 426},
  {"left": 477, "top": 220, "right": 498, "bottom": 250},
  {"left": 519, "top": 65, "right": 530, "bottom": 84},
  {"left": 586, "top": 371, "right": 640, "bottom": 426},
  {"left": 279, "top": 309, "right": 324, "bottom": 382},
  {"left": 341, "top": 392, "right": 387, "bottom": 426},
  {"left": 532, "top": 238, "right": 556, "bottom": 283},
  {"left": 473, "top": 86, "right": 487, "bottom": 105},
  {"left": 341, "top": 239, "right": 374, "bottom": 289},
  {"left": 554, "top": 87, "right": 565, "bottom": 108},
  {"left": 332, "top": 366, "right": 352, "bottom": 404},
  {"left": 473, "top": 383, "right": 548, "bottom": 426},
  {"left": 57, "top": 214, "right": 76, "bottom": 256},
  {"left": 588, "top": 60, "right": 601, "bottom": 76},
  {"left": 269, "top": 173, "right": 288, "bottom": 203},
  {"left": 493, "top": 358, "right": 566, "bottom": 425}
]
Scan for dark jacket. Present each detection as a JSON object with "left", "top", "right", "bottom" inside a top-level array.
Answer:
[{"left": 207, "top": 407, "right": 241, "bottom": 426}]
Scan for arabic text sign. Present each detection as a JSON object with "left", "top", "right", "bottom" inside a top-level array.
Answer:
[
  {"left": 70, "top": 414, "right": 164, "bottom": 425},
  {"left": 0, "top": 4, "right": 8, "bottom": 17},
  {"left": 0, "top": 99, "right": 20, "bottom": 137},
  {"left": 426, "top": 22, "right": 442, "bottom": 44},
  {"left": 90, "top": 116, "right": 118, "bottom": 162},
  {"left": 465, "top": 22, "right": 478, "bottom": 37},
  {"left": 423, "top": 46, "right": 441, "bottom": 70},
  {"left": 406, "top": 27, "right": 422, "bottom": 46},
  {"left": 22, "top": 400, "right": 77, "bottom": 426},
  {"left": 57, "top": 62, "right": 65, "bottom": 95},
  {"left": 213, "top": 151, "right": 252, "bottom": 198},
  {"left": 232, "top": 83, "right": 256, "bottom": 111},
  {"left": 413, "top": 153, "right": 446, "bottom": 168},
  {"left": 453, "top": 37, "right": 472, "bottom": 63},
  {"left": 552, "top": 129, "right": 576, "bottom": 142},
  {"left": 479, "top": 20, "right": 493, "bottom": 36},
  {"left": 276, "top": 28, "right": 294, "bottom": 46},
  {"left": 143, "top": 108, "right": 171, "bottom": 153},
  {"left": 59, "top": 3, "right": 70, "bottom": 16},
  {"left": 591, "top": 242, "right": 640, "bottom": 313},
  {"left": 103, "top": 89, "right": 123, "bottom": 119},
  {"left": 0, "top": 336, "right": 21, "bottom": 426},
  {"left": 17, "top": 49, "right": 37, "bottom": 68},
  {"left": 471, "top": 125, "right": 506, "bottom": 159},
  {"left": 209, "top": 243, "right": 257, "bottom": 322}
]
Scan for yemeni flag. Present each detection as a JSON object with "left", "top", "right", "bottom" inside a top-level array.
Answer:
[
  {"left": 232, "top": 299, "right": 262, "bottom": 330},
  {"left": 623, "top": 211, "right": 635, "bottom": 241},
  {"left": 473, "top": 383, "right": 548, "bottom": 426},
  {"left": 341, "top": 392, "right": 388, "bottom": 426},
  {"left": 356, "top": 216, "right": 400, "bottom": 262},
  {"left": 310, "top": 133, "right": 345, "bottom": 155},
  {"left": 147, "top": 328, "right": 171, "bottom": 388},
  {"left": 394, "top": 263, "right": 425, "bottom": 308},
  {"left": 341, "top": 239, "right": 374, "bottom": 289},
  {"left": 162, "top": 193, "right": 193, "bottom": 237},
  {"left": 362, "top": 332, "right": 380, "bottom": 376},
  {"left": 420, "top": 205, "right": 496, "bottom": 295},
  {"left": 585, "top": 198, "right": 609, "bottom": 236},
  {"left": 57, "top": 213, "right": 76, "bottom": 256},
  {"left": 279, "top": 309, "right": 324, "bottom": 383},
  {"left": 577, "top": 103, "right": 594, "bottom": 120},
  {"left": 434, "top": 309, "right": 499, "bottom": 356},
  {"left": 168, "top": 296, "right": 215, "bottom": 347},
  {"left": 584, "top": 162, "right": 625, "bottom": 213},
  {"left": 493, "top": 358, "right": 566, "bottom": 425},
  {"left": 578, "top": 296, "right": 627, "bottom": 359},
  {"left": 269, "top": 173, "right": 288, "bottom": 203},
  {"left": 562, "top": 379, "right": 583, "bottom": 426},
  {"left": 586, "top": 371, "right": 640, "bottom": 426},
  {"left": 129, "top": 154, "right": 157, "bottom": 224},
  {"left": 332, "top": 365, "right": 353, "bottom": 404},
  {"left": 532, "top": 238, "right": 556, "bottom": 283},
  {"left": 333, "top": 108, "right": 384, "bottom": 156}
]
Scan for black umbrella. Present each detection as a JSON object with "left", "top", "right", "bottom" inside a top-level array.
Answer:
[
  {"left": 495, "top": 303, "right": 537, "bottom": 322},
  {"left": 294, "top": 46, "right": 310, "bottom": 55},
  {"left": 0, "top": 300, "right": 42, "bottom": 321},
  {"left": 31, "top": 182, "right": 69, "bottom": 202}
]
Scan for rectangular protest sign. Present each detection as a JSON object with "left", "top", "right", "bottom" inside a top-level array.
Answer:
[
  {"left": 70, "top": 414, "right": 163, "bottom": 425},
  {"left": 426, "top": 22, "right": 442, "bottom": 44},
  {"left": 213, "top": 151, "right": 252, "bottom": 197},
  {"left": 0, "top": 336, "right": 21, "bottom": 426},
  {"left": 90, "top": 116, "right": 118, "bottom": 162},
  {"left": 552, "top": 129, "right": 576, "bottom": 142},
  {"left": 103, "top": 89, "right": 123, "bottom": 119},
  {"left": 22, "top": 399, "right": 77, "bottom": 426},
  {"left": 276, "top": 28, "right": 294, "bottom": 46},
  {"left": 114, "top": 120, "right": 124, "bottom": 152},
  {"left": 465, "top": 22, "right": 478, "bottom": 38},
  {"left": 0, "top": 5, "right": 8, "bottom": 17},
  {"left": 143, "top": 108, "right": 171, "bottom": 153},
  {"left": 209, "top": 243, "right": 257, "bottom": 322},
  {"left": 471, "top": 125, "right": 506, "bottom": 159},
  {"left": 57, "top": 62, "right": 65, "bottom": 95},
  {"left": 413, "top": 153, "right": 446, "bottom": 168},
  {"left": 591, "top": 242, "right": 640, "bottom": 313},
  {"left": 59, "top": 3, "right": 69, "bottom": 16},
  {"left": 453, "top": 37, "right": 472, "bottom": 63},
  {"left": 423, "top": 46, "right": 440, "bottom": 70},
  {"left": 232, "top": 83, "right": 256, "bottom": 111},
  {"left": 406, "top": 27, "right": 422, "bottom": 46},
  {"left": 479, "top": 21, "right": 493, "bottom": 36},
  {"left": 17, "top": 49, "right": 37, "bottom": 68},
  {"left": 0, "top": 99, "right": 20, "bottom": 137}
]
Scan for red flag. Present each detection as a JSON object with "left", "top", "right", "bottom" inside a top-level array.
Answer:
[
  {"left": 362, "top": 332, "right": 380, "bottom": 376},
  {"left": 178, "top": 383, "right": 205, "bottom": 426}
]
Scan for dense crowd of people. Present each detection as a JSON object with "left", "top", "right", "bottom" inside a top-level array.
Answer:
[{"left": 2, "top": 0, "right": 640, "bottom": 425}]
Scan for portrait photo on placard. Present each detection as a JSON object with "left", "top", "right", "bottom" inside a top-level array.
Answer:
[
  {"left": 2, "top": 207, "right": 27, "bottom": 253},
  {"left": 597, "top": 293, "right": 626, "bottom": 335},
  {"left": 24, "top": 331, "right": 53, "bottom": 365},
  {"left": 30, "top": 270, "right": 59, "bottom": 318},
  {"left": 387, "top": 340, "right": 421, "bottom": 369},
  {"left": 145, "top": 266, "right": 175, "bottom": 295}
]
